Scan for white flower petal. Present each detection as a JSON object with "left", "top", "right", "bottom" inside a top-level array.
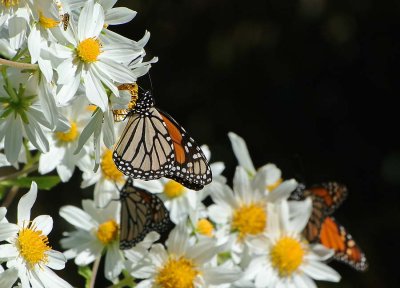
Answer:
[
  {"left": 228, "top": 132, "right": 256, "bottom": 175},
  {"left": 266, "top": 179, "right": 297, "bottom": 203},
  {"left": 233, "top": 166, "right": 252, "bottom": 203},
  {"left": 302, "top": 260, "right": 341, "bottom": 282},
  {"left": 34, "top": 266, "right": 73, "bottom": 288},
  {"left": 32, "top": 215, "right": 53, "bottom": 236},
  {"left": 59, "top": 206, "right": 96, "bottom": 231},
  {"left": 4, "top": 117, "right": 23, "bottom": 164},
  {"left": 78, "top": 1, "right": 104, "bottom": 40},
  {"left": 0, "top": 223, "right": 18, "bottom": 241},
  {"left": 104, "top": 243, "right": 124, "bottom": 280},
  {"left": 0, "top": 244, "right": 18, "bottom": 259},
  {"left": 17, "top": 182, "right": 38, "bottom": 225},
  {"left": 288, "top": 198, "right": 312, "bottom": 233},
  {"left": 0, "top": 267, "right": 19, "bottom": 287},
  {"left": 46, "top": 250, "right": 67, "bottom": 270},
  {"left": 105, "top": 7, "right": 136, "bottom": 25},
  {"left": 83, "top": 69, "right": 108, "bottom": 111}
]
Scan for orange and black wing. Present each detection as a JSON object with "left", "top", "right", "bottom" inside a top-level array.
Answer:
[
  {"left": 119, "top": 178, "right": 172, "bottom": 250},
  {"left": 307, "top": 182, "right": 348, "bottom": 215},
  {"left": 319, "top": 217, "right": 368, "bottom": 271},
  {"left": 158, "top": 109, "right": 212, "bottom": 191}
]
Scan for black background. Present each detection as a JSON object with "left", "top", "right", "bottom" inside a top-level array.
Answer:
[{"left": 8, "top": 0, "right": 400, "bottom": 287}]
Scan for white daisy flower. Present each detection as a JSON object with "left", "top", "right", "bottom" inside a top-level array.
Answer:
[
  {"left": 0, "top": 68, "right": 51, "bottom": 163},
  {"left": 207, "top": 166, "right": 297, "bottom": 263},
  {"left": 0, "top": 182, "right": 72, "bottom": 288},
  {"left": 134, "top": 226, "right": 242, "bottom": 288},
  {"left": 38, "top": 97, "right": 91, "bottom": 182},
  {"left": 244, "top": 199, "right": 341, "bottom": 287},
  {"left": 59, "top": 199, "right": 124, "bottom": 281},
  {"left": 53, "top": 0, "right": 142, "bottom": 111}
]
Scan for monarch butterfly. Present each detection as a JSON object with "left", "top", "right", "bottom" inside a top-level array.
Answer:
[
  {"left": 290, "top": 182, "right": 368, "bottom": 271},
  {"left": 119, "top": 178, "right": 173, "bottom": 250},
  {"left": 113, "top": 86, "right": 212, "bottom": 191}
]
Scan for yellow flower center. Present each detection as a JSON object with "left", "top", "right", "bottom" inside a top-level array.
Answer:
[
  {"left": 1, "top": 0, "right": 18, "bottom": 8},
  {"left": 266, "top": 178, "right": 283, "bottom": 191},
  {"left": 155, "top": 256, "right": 199, "bottom": 288},
  {"left": 17, "top": 224, "right": 51, "bottom": 268},
  {"left": 77, "top": 38, "right": 101, "bottom": 63},
  {"left": 270, "top": 236, "right": 305, "bottom": 277},
  {"left": 232, "top": 203, "right": 266, "bottom": 240},
  {"left": 164, "top": 180, "right": 186, "bottom": 198},
  {"left": 101, "top": 149, "right": 124, "bottom": 183},
  {"left": 196, "top": 219, "right": 214, "bottom": 237},
  {"left": 38, "top": 11, "right": 59, "bottom": 29},
  {"left": 96, "top": 220, "right": 118, "bottom": 245},
  {"left": 55, "top": 121, "right": 79, "bottom": 142}
]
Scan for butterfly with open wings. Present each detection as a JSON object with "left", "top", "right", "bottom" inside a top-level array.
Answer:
[
  {"left": 119, "top": 178, "right": 173, "bottom": 250},
  {"left": 289, "top": 182, "right": 368, "bottom": 271},
  {"left": 113, "top": 85, "right": 212, "bottom": 191}
]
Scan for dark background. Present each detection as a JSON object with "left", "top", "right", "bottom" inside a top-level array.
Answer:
[{"left": 10, "top": 0, "right": 400, "bottom": 287}]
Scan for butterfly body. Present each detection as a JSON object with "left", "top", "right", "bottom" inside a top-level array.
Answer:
[
  {"left": 119, "top": 178, "right": 172, "bottom": 250},
  {"left": 113, "top": 89, "right": 212, "bottom": 190}
]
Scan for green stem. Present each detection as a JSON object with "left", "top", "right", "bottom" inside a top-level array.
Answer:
[
  {"left": 89, "top": 255, "right": 101, "bottom": 288},
  {"left": 1, "top": 186, "right": 19, "bottom": 208},
  {"left": 0, "top": 163, "right": 39, "bottom": 183},
  {"left": 0, "top": 58, "right": 38, "bottom": 70}
]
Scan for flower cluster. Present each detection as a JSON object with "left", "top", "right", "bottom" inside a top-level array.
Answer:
[
  {"left": 1, "top": 0, "right": 155, "bottom": 170},
  {"left": 0, "top": 1, "right": 352, "bottom": 287}
]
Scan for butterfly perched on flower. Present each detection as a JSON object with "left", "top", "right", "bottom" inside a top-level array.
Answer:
[
  {"left": 119, "top": 178, "right": 173, "bottom": 250},
  {"left": 290, "top": 182, "right": 368, "bottom": 271},
  {"left": 113, "top": 84, "right": 212, "bottom": 191}
]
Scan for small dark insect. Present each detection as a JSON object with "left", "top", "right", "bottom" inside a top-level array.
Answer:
[{"left": 61, "top": 13, "right": 70, "bottom": 31}]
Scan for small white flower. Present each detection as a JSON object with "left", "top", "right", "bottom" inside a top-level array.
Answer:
[
  {"left": 244, "top": 199, "right": 341, "bottom": 287},
  {"left": 0, "top": 68, "right": 51, "bottom": 163},
  {"left": 207, "top": 166, "right": 297, "bottom": 263},
  {"left": 59, "top": 199, "right": 124, "bottom": 281},
  {"left": 52, "top": 0, "right": 142, "bottom": 111},
  {"left": 134, "top": 226, "right": 242, "bottom": 288},
  {"left": 38, "top": 97, "right": 91, "bottom": 182},
  {"left": 0, "top": 182, "right": 72, "bottom": 288}
]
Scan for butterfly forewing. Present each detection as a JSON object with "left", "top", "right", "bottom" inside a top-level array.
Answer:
[
  {"left": 119, "top": 179, "right": 172, "bottom": 250},
  {"left": 113, "top": 89, "right": 212, "bottom": 190},
  {"left": 113, "top": 108, "right": 175, "bottom": 180}
]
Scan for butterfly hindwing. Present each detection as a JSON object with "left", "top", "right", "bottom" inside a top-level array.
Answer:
[
  {"left": 158, "top": 109, "right": 212, "bottom": 190},
  {"left": 119, "top": 178, "right": 172, "bottom": 250},
  {"left": 320, "top": 217, "right": 368, "bottom": 271}
]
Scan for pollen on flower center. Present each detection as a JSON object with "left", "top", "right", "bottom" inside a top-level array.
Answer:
[
  {"left": 96, "top": 220, "right": 118, "bottom": 245},
  {"left": 77, "top": 38, "right": 101, "bottom": 63},
  {"left": 232, "top": 203, "right": 266, "bottom": 240},
  {"left": 267, "top": 178, "right": 283, "bottom": 191},
  {"left": 270, "top": 236, "right": 305, "bottom": 277},
  {"left": 39, "top": 11, "right": 59, "bottom": 29},
  {"left": 155, "top": 256, "right": 199, "bottom": 288},
  {"left": 164, "top": 180, "right": 186, "bottom": 198},
  {"left": 101, "top": 149, "right": 125, "bottom": 183},
  {"left": 1, "top": 0, "right": 18, "bottom": 8},
  {"left": 196, "top": 218, "right": 214, "bottom": 237},
  {"left": 55, "top": 121, "right": 79, "bottom": 142},
  {"left": 17, "top": 224, "right": 51, "bottom": 268}
]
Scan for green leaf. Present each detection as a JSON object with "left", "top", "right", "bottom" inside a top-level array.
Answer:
[
  {"left": 0, "top": 176, "right": 60, "bottom": 190},
  {"left": 78, "top": 266, "right": 92, "bottom": 288}
]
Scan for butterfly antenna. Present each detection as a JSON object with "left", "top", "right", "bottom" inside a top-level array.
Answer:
[{"left": 147, "top": 71, "right": 154, "bottom": 93}]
